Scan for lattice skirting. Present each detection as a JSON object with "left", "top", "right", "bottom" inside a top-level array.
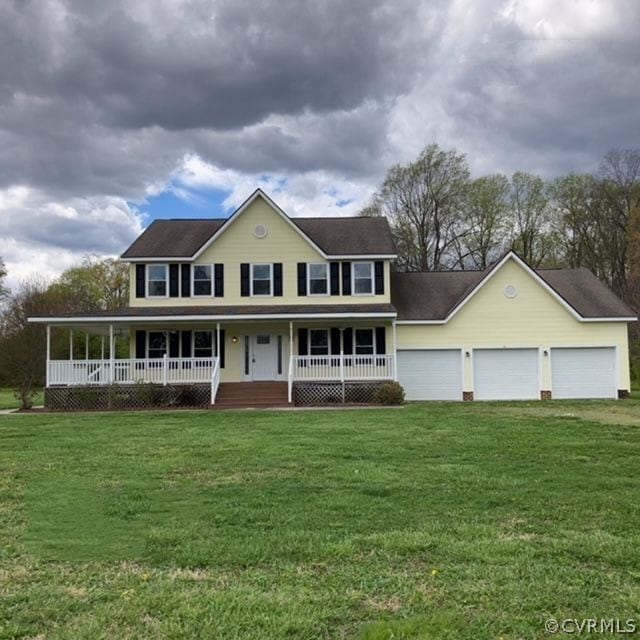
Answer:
[
  {"left": 293, "top": 382, "right": 385, "bottom": 405},
  {"left": 45, "top": 384, "right": 211, "bottom": 411}
]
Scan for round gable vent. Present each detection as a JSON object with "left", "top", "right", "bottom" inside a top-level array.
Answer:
[
  {"left": 504, "top": 284, "right": 518, "bottom": 299},
  {"left": 253, "top": 224, "right": 268, "bottom": 239}
]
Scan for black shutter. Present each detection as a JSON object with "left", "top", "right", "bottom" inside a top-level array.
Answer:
[
  {"left": 181, "top": 264, "right": 190, "bottom": 297},
  {"left": 169, "top": 264, "right": 179, "bottom": 297},
  {"left": 216, "top": 329, "right": 226, "bottom": 368},
  {"left": 297, "top": 263, "right": 307, "bottom": 296},
  {"left": 375, "top": 327, "right": 386, "bottom": 354},
  {"left": 135, "top": 265, "right": 145, "bottom": 298},
  {"left": 214, "top": 264, "right": 224, "bottom": 297},
  {"left": 343, "top": 327, "right": 353, "bottom": 354},
  {"left": 374, "top": 261, "right": 384, "bottom": 295},
  {"left": 169, "top": 332, "right": 180, "bottom": 358},
  {"left": 330, "top": 328, "right": 341, "bottom": 355},
  {"left": 330, "top": 262, "right": 340, "bottom": 295},
  {"left": 298, "top": 328, "right": 308, "bottom": 356},
  {"left": 274, "top": 263, "right": 283, "bottom": 296},
  {"left": 341, "top": 262, "right": 351, "bottom": 295},
  {"left": 181, "top": 331, "right": 192, "bottom": 357},
  {"left": 240, "top": 263, "right": 250, "bottom": 297},
  {"left": 135, "top": 330, "right": 146, "bottom": 358}
]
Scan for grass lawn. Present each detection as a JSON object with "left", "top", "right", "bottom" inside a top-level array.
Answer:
[
  {"left": 0, "top": 388, "right": 44, "bottom": 411},
  {"left": 1, "top": 401, "right": 639, "bottom": 639}
]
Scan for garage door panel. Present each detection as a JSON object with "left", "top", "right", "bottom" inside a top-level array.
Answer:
[
  {"left": 551, "top": 347, "right": 616, "bottom": 399},
  {"left": 474, "top": 348, "right": 539, "bottom": 400},
  {"left": 397, "top": 350, "right": 462, "bottom": 401}
]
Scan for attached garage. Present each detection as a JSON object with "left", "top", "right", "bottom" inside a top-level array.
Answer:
[
  {"left": 550, "top": 347, "right": 616, "bottom": 399},
  {"left": 397, "top": 349, "right": 462, "bottom": 400},
  {"left": 473, "top": 348, "right": 539, "bottom": 400}
]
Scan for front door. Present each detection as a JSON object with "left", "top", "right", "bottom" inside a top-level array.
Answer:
[{"left": 252, "top": 334, "right": 279, "bottom": 380}]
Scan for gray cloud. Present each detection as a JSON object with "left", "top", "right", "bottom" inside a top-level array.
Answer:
[{"left": 0, "top": 0, "right": 639, "bottom": 285}]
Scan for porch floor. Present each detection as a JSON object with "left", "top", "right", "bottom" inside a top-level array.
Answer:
[{"left": 213, "top": 382, "right": 291, "bottom": 410}]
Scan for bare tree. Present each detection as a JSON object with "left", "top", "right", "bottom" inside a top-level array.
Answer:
[
  {"left": 363, "top": 144, "right": 470, "bottom": 271},
  {"left": 0, "top": 258, "right": 8, "bottom": 300}
]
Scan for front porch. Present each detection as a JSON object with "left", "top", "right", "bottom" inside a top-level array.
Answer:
[{"left": 38, "top": 313, "right": 398, "bottom": 408}]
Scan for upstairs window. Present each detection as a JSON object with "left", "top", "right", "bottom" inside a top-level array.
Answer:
[
  {"left": 251, "top": 264, "right": 273, "bottom": 296},
  {"left": 193, "top": 265, "right": 212, "bottom": 296},
  {"left": 308, "top": 263, "right": 328, "bottom": 295},
  {"left": 147, "top": 265, "right": 168, "bottom": 297},
  {"left": 352, "top": 262, "right": 374, "bottom": 295},
  {"left": 309, "top": 329, "right": 329, "bottom": 356}
]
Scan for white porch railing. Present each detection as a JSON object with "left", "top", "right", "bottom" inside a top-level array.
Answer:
[
  {"left": 288, "top": 354, "right": 395, "bottom": 402},
  {"left": 48, "top": 356, "right": 218, "bottom": 387},
  {"left": 210, "top": 357, "right": 221, "bottom": 405}
]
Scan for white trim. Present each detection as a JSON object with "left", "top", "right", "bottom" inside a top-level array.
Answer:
[
  {"left": 30, "top": 312, "right": 398, "bottom": 324},
  {"left": 351, "top": 261, "right": 375, "bottom": 296},
  {"left": 307, "top": 262, "right": 329, "bottom": 297},
  {"left": 146, "top": 264, "right": 169, "bottom": 299},
  {"left": 250, "top": 263, "right": 274, "bottom": 297},
  {"left": 191, "top": 264, "right": 215, "bottom": 298}
]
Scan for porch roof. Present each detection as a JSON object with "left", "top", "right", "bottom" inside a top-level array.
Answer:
[{"left": 29, "top": 303, "right": 397, "bottom": 325}]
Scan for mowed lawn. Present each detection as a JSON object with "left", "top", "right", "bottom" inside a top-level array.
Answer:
[
  {"left": 1, "top": 401, "right": 640, "bottom": 639},
  {"left": 0, "top": 389, "right": 44, "bottom": 411}
]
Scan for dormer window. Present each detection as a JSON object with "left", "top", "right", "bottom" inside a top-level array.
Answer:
[
  {"left": 308, "top": 263, "right": 328, "bottom": 295},
  {"left": 147, "top": 265, "right": 168, "bottom": 297},
  {"left": 352, "top": 262, "right": 374, "bottom": 295}
]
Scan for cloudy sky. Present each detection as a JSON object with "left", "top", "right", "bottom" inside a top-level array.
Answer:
[{"left": 1, "top": 0, "right": 639, "bottom": 288}]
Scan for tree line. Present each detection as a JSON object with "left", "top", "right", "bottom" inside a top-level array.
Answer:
[{"left": 361, "top": 144, "right": 640, "bottom": 307}]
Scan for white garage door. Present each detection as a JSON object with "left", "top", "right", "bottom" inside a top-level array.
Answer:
[
  {"left": 474, "top": 348, "right": 539, "bottom": 400},
  {"left": 551, "top": 347, "right": 616, "bottom": 399},
  {"left": 397, "top": 349, "right": 462, "bottom": 401}
]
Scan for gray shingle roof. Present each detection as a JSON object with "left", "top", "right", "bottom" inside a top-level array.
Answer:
[
  {"left": 122, "top": 216, "right": 395, "bottom": 259},
  {"left": 391, "top": 266, "right": 635, "bottom": 320}
]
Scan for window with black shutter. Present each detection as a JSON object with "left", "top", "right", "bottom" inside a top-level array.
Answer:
[
  {"left": 135, "top": 265, "right": 146, "bottom": 298},
  {"left": 273, "top": 263, "right": 283, "bottom": 296},
  {"left": 330, "top": 262, "right": 340, "bottom": 295},
  {"left": 341, "top": 262, "right": 351, "bottom": 295},
  {"left": 214, "top": 264, "right": 224, "bottom": 297},
  {"left": 374, "top": 261, "right": 384, "bottom": 295},
  {"left": 297, "top": 263, "right": 307, "bottom": 296},
  {"left": 240, "top": 263, "right": 250, "bottom": 297}
]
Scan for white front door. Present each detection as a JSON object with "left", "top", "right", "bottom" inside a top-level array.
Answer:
[{"left": 251, "top": 334, "right": 279, "bottom": 381}]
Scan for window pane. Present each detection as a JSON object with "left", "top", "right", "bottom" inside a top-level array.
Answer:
[
  {"left": 193, "top": 265, "right": 211, "bottom": 280},
  {"left": 257, "top": 335, "right": 270, "bottom": 344},
  {"left": 253, "top": 279, "right": 271, "bottom": 295},
  {"left": 193, "top": 280, "right": 212, "bottom": 296},
  {"left": 148, "top": 332, "right": 166, "bottom": 358},
  {"left": 354, "top": 278, "right": 372, "bottom": 294},
  {"left": 355, "top": 329, "right": 374, "bottom": 354},
  {"left": 148, "top": 281, "right": 167, "bottom": 296},
  {"left": 253, "top": 264, "right": 270, "bottom": 279},
  {"left": 194, "top": 332, "right": 212, "bottom": 358},
  {"left": 148, "top": 265, "right": 166, "bottom": 280},
  {"left": 310, "top": 329, "right": 329, "bottom": 355},
  {"left": 353, "top": 263, "right": 371, "bottom": 278},
  {"left": 309, "top": 278, "right": 327, "bottom": 294},
  {"left": 309, "top": 263, "right": 327, "bottom": 279}
]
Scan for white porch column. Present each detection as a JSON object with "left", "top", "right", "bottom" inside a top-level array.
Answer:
[
  {"left": 288, "top": 321, "right": 293, "bottom": 403},
  {"left": 392, "top": 320, "right": 398, "bottom": 381},
  {"left": 45, "top": 325, "right": 51, "bottom": 388},
  {"left": 109, "top": 324, "right": 114, "bottom": 383},
  {"left": 216, "top": 322, "right": 221, "bottom": 362},
  {"left": 69, "top": 330, "right": 73, "bottom": 360},
  {"left": 101, "top": 336, "right": 105, "bottom": 360},
  {"left": 85, "top": 333, "right": 89, "bottom": 360}
]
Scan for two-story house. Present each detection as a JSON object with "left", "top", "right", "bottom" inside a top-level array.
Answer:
[{"left": 30, "top": 189, "right": 636, "bottom": 409}]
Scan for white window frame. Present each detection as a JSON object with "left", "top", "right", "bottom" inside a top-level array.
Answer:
[
  {"left": 193, "top": 330, "right": 214, "bottom": 358},
  {"left": 192, "top": 264, "right": 214, "bottom": 298},
  {"left": 354, "top": 327, "right": 376, "bottom": 355},
  {"left": 308, "top": 328, "right": 330, "bottom": 356},
  {"left": 147, "top": 264, "right": 169, "bottom": 298},
  {"left": 251, "top": 263, "right": 273, "bottom": 297},
  {"left": 352, "top": 261, "right": 374, "bottom": 296},
  {"left": 147, "top": 330, "right": 167, "bottom": 358},
  {"left": 307, "top": 262, "right": 329, "bottom": 296}
]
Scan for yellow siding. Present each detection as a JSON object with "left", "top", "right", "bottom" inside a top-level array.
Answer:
[
  {"left": 129, "top": 196, "right": 391, "bottom": 307},
  {"left": 396, "top": 259, "right": 631, "bottom": 391}
]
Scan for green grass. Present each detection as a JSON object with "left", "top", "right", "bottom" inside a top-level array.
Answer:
[
  {"left": 0, "top": 388, "right": 44, "bottom": 410},
  {"left": 1, "top": 400, "right": 640, "bottom": 639}
]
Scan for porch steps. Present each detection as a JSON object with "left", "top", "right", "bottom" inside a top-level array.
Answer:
[{"left": 212, "top": 382, "right": 291, "bottom": 409}]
